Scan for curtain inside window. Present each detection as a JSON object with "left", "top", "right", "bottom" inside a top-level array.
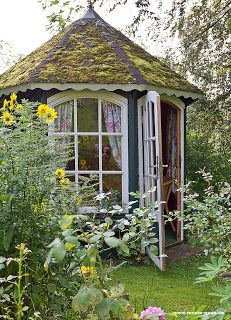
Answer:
[
  {"left": 55, "top": 101, "right": 73, "bottom": 133},
  {"left": 166, "top": 108, "right": 177, "bottom": 184},
  {"left": 102, "top": 101, "right": 122, "bottom": 169},
  {"left": 54, "top": 101, "right": 74, "bottom": 164}
]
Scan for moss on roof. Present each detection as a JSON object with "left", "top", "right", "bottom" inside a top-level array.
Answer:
[{"left": 0, "top": 7, "right": 201, "bottom": 95}]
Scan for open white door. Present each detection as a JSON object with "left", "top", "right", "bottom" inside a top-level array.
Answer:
[{"left": 138, "top": 91, "right": 165, "bottom": 270}]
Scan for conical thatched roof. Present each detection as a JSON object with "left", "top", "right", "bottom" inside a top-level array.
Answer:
[{"left": 0, "top": 6, "right": 202, "bottom": 98}]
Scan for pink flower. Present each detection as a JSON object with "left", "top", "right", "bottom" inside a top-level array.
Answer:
[{"left": 140, "top": 306, "right": 166, "bottom": 320}]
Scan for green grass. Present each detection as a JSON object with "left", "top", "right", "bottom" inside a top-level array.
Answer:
[{"left": 111, "top": 256, "right": 220, "bottom": 314}]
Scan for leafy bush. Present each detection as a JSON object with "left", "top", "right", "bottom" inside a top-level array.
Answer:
[
  {"left": 0, "top": 95, "right": 100, "bottom": 318},
  {"left": 186, "top": 101, "right": 231, "bottom": 196},
  {"left": 0, "top": 96, "right": 63, "bottom": 256},
  {"left": 174, "top": 170, "right": 231, "bottom": 264},
  {"left": 43, "top": 192, "right": 160, "bottom": 319}
]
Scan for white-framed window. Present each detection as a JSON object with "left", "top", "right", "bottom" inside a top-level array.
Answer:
[{"left": 48, "top": 90, "right": 129, "bottom": 210}]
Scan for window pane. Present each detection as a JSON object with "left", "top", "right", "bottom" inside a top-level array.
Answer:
[
  {"left": 54, "top": 101, "right": 74, "bottom": 132},
  {"left": 78, "top": 136, "right": 99, "bottom": 170},
  {"left": 65, "top": 174, "right": 76, "bottom": 182},
  {"left": 78, "top": 174, "right": 99, "bottom": 206},
  {"left": 77, "top": 98, "right": 98, "bottom": 132},
  {"left": 103, "top": 174, "right": 122, "bottom": 203},
  {"left": 54, "top": 135, "right": 75, "bottom": 171},
  {"left": 102, "top": 101, "right": 121, "bottom": 133},
  {"left": 102, "top": 136, "right": 122, "bottom": 171}
]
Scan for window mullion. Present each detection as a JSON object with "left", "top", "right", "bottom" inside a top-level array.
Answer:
[
  {"left": 74, "top": 98, "right": 78, "bottom": 185},
  {"left": 98, "top": 99, "right": 103, "bottom": 193}
]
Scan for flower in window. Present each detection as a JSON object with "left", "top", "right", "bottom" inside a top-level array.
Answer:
[
  {"left": 80, "top": 165, "right": 88, "bottom": 170},
  {"left": 79, "top": 159, "right": 87, "bottom": 166},
  {"left": 55, "top": 168, "right": 65, "bottom": 178},
  {"left": 82, "top": 135, "right": 89, "bottom": 142},
  {"left": 80, "top": 265, "right": 94, "bottom": 278},
  {"left": 1, "top": 111, "right": 15, "bottom": 126}
]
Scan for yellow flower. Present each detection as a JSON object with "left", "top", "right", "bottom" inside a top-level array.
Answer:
[
  {"left": 65, "top": 243, "right": 76, "bottom": 251},
  {"left": 37, "top": 104, "right": 49, "bottom": 117},
  {"left": 55, "top": 168, "right": 65, "bottom": 178},
  {"left": 10, "top": 93, "right": 17, "bottom": 104},
  {"left": 16, "top": 103, "right": 22, "bottom": 109},
  {"left": 82, "top": 135, "right": 89, "bottom": 142},
  {"left": 1, "top": 111, "right": 15, "bottom": 126},
  {"left": 79, "top": 159, "right": 87, "bottom": 166},
  {"left": 80, "top": 265, "right": 94, "bottom": 278},
  {"left": 60, "top": 177, "right": 70, "bottom": 185},
  {"left": 43, "top": 108, "right": 58, "bottom": 124},
  {"left": 80, "top": 165, "right": 88, "bottom": 170},
  {"left": 9, "top": 102, "right": 15, "bottom": 111},
  {"left": 76, "top": 197, "right": 82, "bottom": 205},
  {"left": 3, "top": 99, "right": 9, "bottom": 109}
]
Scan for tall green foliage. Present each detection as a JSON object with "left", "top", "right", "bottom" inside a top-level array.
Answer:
[{"left": 0, "top": 98, "right": 65, "bottom": 256}]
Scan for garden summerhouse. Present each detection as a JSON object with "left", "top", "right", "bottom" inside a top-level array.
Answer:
[{"left": 0, "top": 5, "right": 202, "bottom": 270}]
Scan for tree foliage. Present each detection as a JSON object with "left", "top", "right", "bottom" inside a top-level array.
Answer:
[
  {"left": 39, "top": 0, "right": 231, "bottom": 188},
  {"left": 0, "top": 40, "right": 22, "bottom": 74}
]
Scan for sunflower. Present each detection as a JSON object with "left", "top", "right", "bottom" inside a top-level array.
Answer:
[
  {"left": 55, "top": 168, "right": 65, "bottom": 178},
  {"left": 9, "top": 93, "right": 17, "bottom": 110},
  {"left": 1, "top": 111, "right": 15, "bottom": 126},
  {"left": 37, "top": 104, "right": 49, "bottom": 117},
  {"left": 10, "top": 93, "right": 17, "bottom": 104},
  {"left": 43, "top": 108, "right": 58, "bottom": 124},
  {"left": 3, "top": 99, "right": 10, "bottom": 109}
]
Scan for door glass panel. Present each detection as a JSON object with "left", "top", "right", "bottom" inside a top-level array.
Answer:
[
  {"left": 151, "top": 102, "right": 156, "bottom": 137},
  {"left": 102, "top": 136, "right": 122, "bottom": 171},
  {"left": 78, "top": 136, "right": 99, "bottom": 170},
  {"left": 54, "top": 101, "right": 74, "bottom": 132},
  {"left": 77, "top": 98, "right": 98, "bottom": 132}
]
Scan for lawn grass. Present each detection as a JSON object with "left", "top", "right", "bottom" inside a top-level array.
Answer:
[{"left": 111, "top": 256, "right": 220, "bottom": 314}]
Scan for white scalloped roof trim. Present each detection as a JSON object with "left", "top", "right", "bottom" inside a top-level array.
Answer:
[{"left": 0, "top": 82, "right": 203, "bottom": 100}]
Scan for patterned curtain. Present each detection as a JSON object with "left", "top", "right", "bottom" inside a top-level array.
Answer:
[
  {"left": 55, "top": 101, "right": 73, "bottom": 133},
  {"left": 54, "top": 101, "right": 74, "bottom": 158},
  {"left": 102, "top": 101, "right": 122, "bottom": 169},
  {"left": 166, "top": 108, "right": 177, "bottom": 183}
]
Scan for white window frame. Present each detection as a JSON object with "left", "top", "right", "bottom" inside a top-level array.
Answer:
[{"left": 48, "top": 90, "right": 129, "bottom": 211}]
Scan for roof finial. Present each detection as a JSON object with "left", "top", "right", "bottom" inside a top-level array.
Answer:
[{"left": 87, "top": 0, "right": 93, "bottom": 8}]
